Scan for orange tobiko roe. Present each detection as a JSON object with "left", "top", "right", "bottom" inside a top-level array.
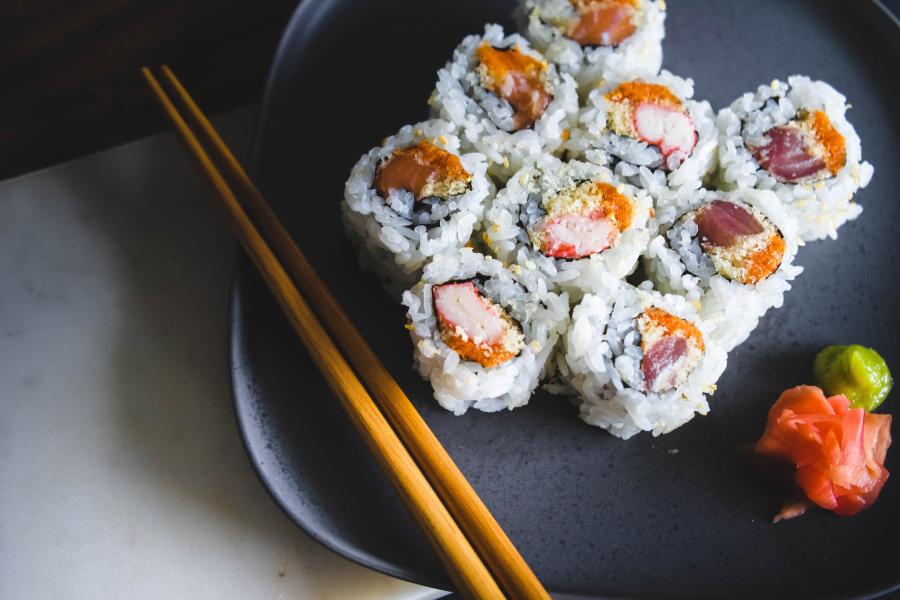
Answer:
[
  {"left": 590, "top": 182, "right": 634, "bottom": 231},
  {"left": 605, "top": 81, "right": 684, "bottom": 111},
  {"left": 755, "top": 385, "right": 892, "bottom": 516},
  {"left": 807, "top": 110, "right": 847, "bottom": 176},
  {"left": 744, "top": 232, "right": 787, "bottom": 285}
]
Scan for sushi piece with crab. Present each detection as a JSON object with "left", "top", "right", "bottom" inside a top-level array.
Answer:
[
  {"left": 566, "top": 71, "right": 718, "bottom": 200},
  {"left": 429, "top": 24, "right": 579, "bottom": 181},
  {"left": 482, "top": 156, "right": 652, "bottom": 300},
  {"left": 716, "top": 75, "right": 874, "bottom": 241},
  {"left": 558, "top": 280, "right": 727, "bottom": 439},
  {"left": 644, "top": 188, "right": 803, "bottom": 351},
  {"left": 402, "top": 248, "right": 570, "bottom": 414},
  {"left": 518, "top": 0, "right": 666, "bottom": 90},
  {"left": 343, "top": 119, "right": 493, "bottom": 297}
]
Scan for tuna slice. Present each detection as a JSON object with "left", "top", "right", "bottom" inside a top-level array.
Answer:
[
  {"left": 432, "top": 281, "right": 523, "bottom": 367},
  {"left": 752, "top": 125, "right": 826, "bottom": 183},
  {"left": 695, "top": 200, "right": 764, "bottom": 248},
  {"left": 534, "top": 212, "right": 616, "bottom": 259},
  {"left": 633, "top": 103, "right": 696, "bottom": 162},
  {"left": 641, "top": 335, "right": 688, "bottom": 393},
  {"left": 569, "top": 0, "right": 637, "bottom": 47}
]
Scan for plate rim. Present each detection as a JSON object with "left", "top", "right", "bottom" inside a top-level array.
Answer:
[{"left": 230, "top": 0, "right": 900, "bottom": 597}]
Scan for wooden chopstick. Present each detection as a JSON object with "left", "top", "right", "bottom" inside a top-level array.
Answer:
[
  {"left": 141, "top": 67, "right": 504, "bottom": 600},
  {"left": 157, "top": 65, "right": 551, "bottom": 600}
]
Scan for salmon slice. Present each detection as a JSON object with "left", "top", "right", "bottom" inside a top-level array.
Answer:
[
  {"left": 568, "top": 0, "right": 638, "bottom": 47},
  {"left": 476, "top": 44, "right": 552, "bottom": 131},
  {"left": 432, "top": 281, "right": 525, "bottom": 368},
  {"left": 375, "top": 141, "right": 472, "bottom": 201}
]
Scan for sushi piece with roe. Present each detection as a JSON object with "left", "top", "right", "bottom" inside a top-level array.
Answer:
[
  {"left": 566, "top": 71, "right": 718, "bottom": 195},
  {"left": 430, "top": 24, "right": 579, "bottom": 181},
  {"left": 716, "top": 75, "right": 873, "bottom": 241},
  {"left": 482, "top": 157, "right": 652, "bottom": 301},
  {"left": 403, "top": 248, "right": 570, "bottom": 415},
  {"left": 643, "top": 188, "right": 802, "bottom": 352},
  {"left": 520, "top": 0, "right": 666, "bottom": 89}
]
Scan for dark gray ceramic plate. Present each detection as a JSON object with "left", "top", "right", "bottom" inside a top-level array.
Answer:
[{"left": 232, "top": 1, "right": 900, "bottom": 597}]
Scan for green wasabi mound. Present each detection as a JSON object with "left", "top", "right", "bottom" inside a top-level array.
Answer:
[{"left": 813, "top": 345, "right": 893, "bottom": 412}]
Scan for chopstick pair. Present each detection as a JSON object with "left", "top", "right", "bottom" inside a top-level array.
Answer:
[{"left": 142, "top": 65, "right": 550, "bottom": 600}]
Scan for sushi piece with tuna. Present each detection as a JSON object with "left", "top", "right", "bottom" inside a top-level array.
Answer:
[
  {"left": 518, "top": 0, "right": 665, "bottom": 90},
  {"left": 343, "top": 119, "right": 493, "bottom": 297},
  {"left": 402, "top": 248, "right": 570, "bottom": 414},
  {"left": 430, "top": 24, "right": 579, "bottom": 181},
  {"left": 566, "top": 71, "right": 718, "bottom": 199},
  {"left": 482, "top": 156, "right": 651, "bottom": 300},
  {"left": 558, "top": 280, "right": 727, "bottom": 439},
  {"left": 716, "top": 75, "right": 873, "bottom": 241},
  {"left": 644, "top": 188, "right": 802, "bottom": 351}
]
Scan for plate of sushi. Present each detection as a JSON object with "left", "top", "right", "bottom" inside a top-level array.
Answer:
[{"left": 232, "top": 0, "right": 900, "bottom": 597}]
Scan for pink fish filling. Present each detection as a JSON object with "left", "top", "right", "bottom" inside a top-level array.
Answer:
[
  {"left": 433, "top": 282, "right": 507, "bottom": 346},
  {"left": 633, "top": 103, "right": 697, "bottom": 165},
  {"left": 752, "top": 126, "right": 826, "bottom": 183},
  {"left": 695, "top": 199, "right": 764, "bottom": 248},
  {"left": 641, "top": 336, "right": 688, "bottom": 393},
  {"left": 533, "top": 211, "right": 616, "bottom": 259},
  {"left": 431, "top": 282, "right": 524, "bottom": 368}
]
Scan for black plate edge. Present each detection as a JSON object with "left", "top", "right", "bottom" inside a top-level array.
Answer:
[
  {"left": 229, "top": 0, "right": 454, "bottom": 591},
  {"left": 228, "top": 0, "right": 900, "bottom": 597}
]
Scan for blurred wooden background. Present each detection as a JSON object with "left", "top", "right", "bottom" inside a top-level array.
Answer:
[
  {"left": 3, "top": 0, "right": 900, "bottom": 181},
  {"left": 0, "top": 0, "right": 298, "bottom": 180}
]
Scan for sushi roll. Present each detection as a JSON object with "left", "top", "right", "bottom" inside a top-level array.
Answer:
[
  {"left": 558, "top": 281, "right": 727, "bottom": 439},
  {"left": 343, "top": 119, "right": 493, "bottom": 297},
  {"left": 716, "top": 76, "right": 874, "bottom": 241},
  {"left": 643, "top": 188, "right": 803, "bottom": 351},
  {"left": 567, "top": 71, "right": 718, "bottom": 196},
  {"left": 482, "top": 156, "right": 652, "bottom": 300},
  {"left": 402, "top": 248, "right": 570, "bottom": 414},
  {"left": 518, "top": 0, "right": 665, "bottom": 90},
  {"left": 429, "top": 24, "right": 579, "bottom": 181}
]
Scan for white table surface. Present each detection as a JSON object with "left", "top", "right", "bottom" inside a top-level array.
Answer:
[{"left": 0, "top": 108, "right": 446, "bottom": 600}]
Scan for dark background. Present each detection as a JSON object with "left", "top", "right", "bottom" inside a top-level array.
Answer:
[
  {"left": 2, "top": 0, "right": 898, "bottom": 181},
  {"left": 0, "top": 0, "right": 296, "bottom": 180}
]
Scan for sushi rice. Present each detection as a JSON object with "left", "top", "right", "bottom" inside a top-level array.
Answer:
[
  {"left": 429, "top": 24, "right": 579, "bottom": 181},
  {"left": 644, "top": 188, "right": 803, "bottom": 351},
  {"left": 558, "top": 280, "right": 727, "bottom": 439},
  {"left": 567, "top": 70, "right": 718, "bottom": 198},
  {"left": 339, "top": 7, "right": 877, "bottom": 440},
  {"left": 482, "top": 155, "right": 652, "bottom": 300},
  {"left": 716, "top": 75, "right": 874, "bottom": 241},
  {"left": 343, "top": 119, "right": 493, "bottom": 298},
  {"left": 519, "top": 0, "right": 666, "bottom": 90},
  {"left": 402, "top": 248, "right": 570, "bottom": 414}
]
